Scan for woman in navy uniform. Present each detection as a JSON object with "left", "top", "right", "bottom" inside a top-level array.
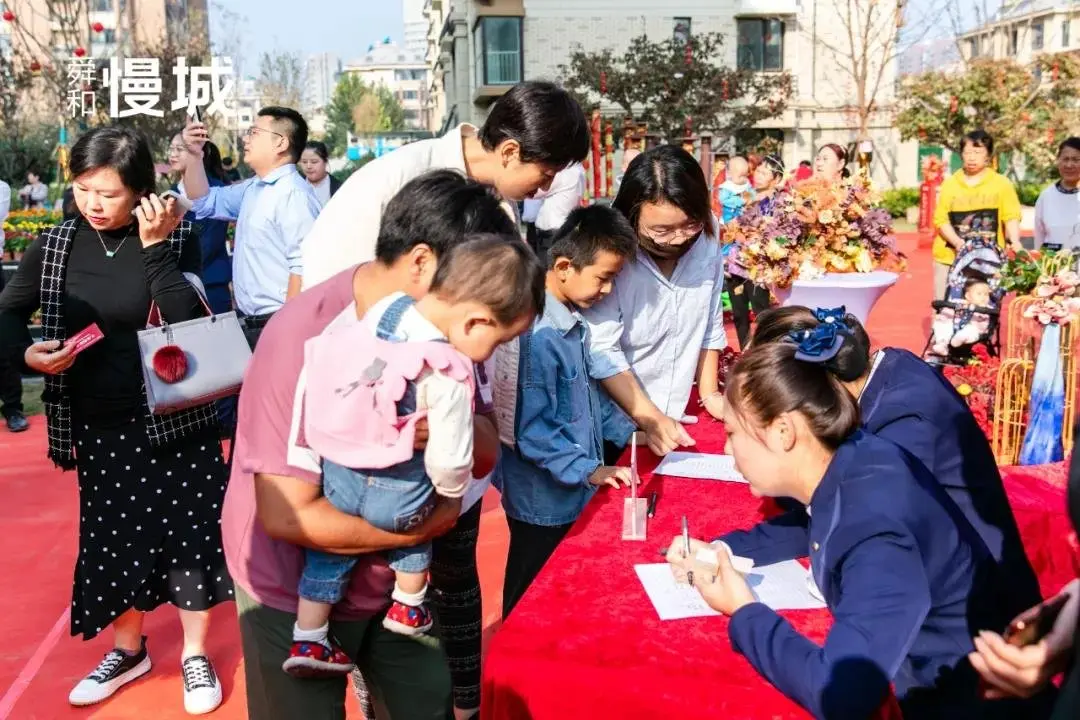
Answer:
[
  {"left": 667, "top": 326, "right": 1054, "bottom": 718},
  {"left": 750, "top": 306, "right": 1042, "bottom": 614}
]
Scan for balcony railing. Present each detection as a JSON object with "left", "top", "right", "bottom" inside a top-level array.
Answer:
[{"left": 484, "top": 50, "right": 520, "bottom": 85}]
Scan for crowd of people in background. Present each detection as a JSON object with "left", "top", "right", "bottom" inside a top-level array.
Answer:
[{"left": 0, "top": 78, "right": 1078, "bottom": 720}]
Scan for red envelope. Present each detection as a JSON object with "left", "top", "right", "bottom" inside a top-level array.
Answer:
[{"left": 66, "top": 323, "right": 105, "bottom": 356}]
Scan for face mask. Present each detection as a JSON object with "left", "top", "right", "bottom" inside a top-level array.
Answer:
[{"left": 638, "top": 231, "right": 700, "bottom": 260}]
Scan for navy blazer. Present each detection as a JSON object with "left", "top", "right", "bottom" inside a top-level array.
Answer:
[
  {"left": 721, "top": 431, "right": 1029, "bottom": 719},
  {"left": 860, "top": 348, "right": 1041, "bottom": 611}
]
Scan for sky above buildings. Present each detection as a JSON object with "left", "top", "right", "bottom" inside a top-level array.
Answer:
[{"left": 209, "top": 0, "right": 404, "bottom": 75}]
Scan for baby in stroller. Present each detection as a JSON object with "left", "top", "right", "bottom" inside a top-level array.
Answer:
[{"left": 924, "top": 238, "right": 1005, "bottom": 366}]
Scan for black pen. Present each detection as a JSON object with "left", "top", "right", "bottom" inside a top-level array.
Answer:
[{"left": 646, "top": 491, "right": 658, "bottom": 518}]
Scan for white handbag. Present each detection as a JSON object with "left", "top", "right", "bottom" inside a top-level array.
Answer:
[{"left": 137, "top": 274, "right": 252, "bottom": 415}]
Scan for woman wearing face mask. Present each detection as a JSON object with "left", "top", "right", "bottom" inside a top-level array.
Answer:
[
  {"left": 298, "top": 140, "right": 341, "bottom": 208},
  {"left": 0, "top": 127, "right": 230, "bottom": 713},
  {"left": 583, "top": 145, "right": 726, "bottom": 458},
  {"left": 667, "top": 331, "right": 1056, "bottom": 719}
]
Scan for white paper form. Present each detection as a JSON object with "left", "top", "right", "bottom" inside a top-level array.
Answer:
[
  {"left": 652, "top": 452, "right": 747, "bottom": 483},
  {"left": 635, "top": 560, "right": 826, "bottom": 620}
]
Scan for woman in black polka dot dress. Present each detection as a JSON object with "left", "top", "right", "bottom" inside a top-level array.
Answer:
[{"left": 0, "top": 127, "right": 232, "bottom": 715}]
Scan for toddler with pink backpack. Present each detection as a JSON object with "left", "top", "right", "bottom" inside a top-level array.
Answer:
[{"left": 282, "top": 236, "right": 545, "bottom": 678}]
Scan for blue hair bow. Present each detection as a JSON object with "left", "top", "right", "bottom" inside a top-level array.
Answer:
[
  {"left": 814, "top": 306, "right": 849, "bottom": 326},
  {"left": 789, "top": 322, "right": 849, "bottom": 363}
]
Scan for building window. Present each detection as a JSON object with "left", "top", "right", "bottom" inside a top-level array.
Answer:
[
  {"left": 673, "top": 17, "right": 691, "bottom": 44},
  {"left": 402, "top": 90, "right": 418, "bottom": 100},
  {"left": 92, "top": 0, "right": 113, "bottom": 11},
  {"left": 968, "top": 37, "right": 979, "bottom": 58},
  {"left": 473, "top": 17, "right": 522, "bottom": 86},
  {"left": 1064, "top": 20, "right": 1071, "bottom": 48},
  {"left": 1033, "top": 21, "right": 1044, "bottom": 50},
  {"left": 102, "top": 28, "right": 116, "bottom": 44},
  {"left": 1009, "top": 28, "right": 1018, "bottom": 55},
  {"left": 736, "top": 18, "right": 784, "bottom": 72}
]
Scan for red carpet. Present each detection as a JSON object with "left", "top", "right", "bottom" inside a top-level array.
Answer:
[{"left": 0, "top": 234, "right": 934, "bottom": 719}]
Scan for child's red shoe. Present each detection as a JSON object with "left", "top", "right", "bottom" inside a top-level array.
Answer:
[
  {"left": 381, "top": 600, "right": 434, "bottom": 636},
  {"left": 281, "top": 640, "right": 355, "bottom": 678}
]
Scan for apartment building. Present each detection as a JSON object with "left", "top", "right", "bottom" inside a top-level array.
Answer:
[
  {"left": 424, "top": 0, "right": 918, "bottom": 188},
  {"left": 0, "top": 0, "right": 208, "bottom": 59},
  {"left": 343, "top": 39, "right": 429, "bottom": 130},
  {"left": 959, "top": 0, "right": 1079, "bottom": 63}
]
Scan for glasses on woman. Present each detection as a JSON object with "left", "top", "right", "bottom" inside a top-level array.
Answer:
[
  {"left": 642, "top": 221, "right": 704, "bottom": 243},
  {"left": 168, "top": 144, "right": 187, "bottom": 155}
]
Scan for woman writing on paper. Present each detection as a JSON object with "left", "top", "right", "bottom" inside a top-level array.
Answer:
[
  {"left": 749, "top": 306, "right": 1041, "bottom": 613},
  {"left": 583, "top": 146, "right": 728, "bottom": 460},
  {"left": 666, "top": 327, "right": 1054, "bottom": 718}
]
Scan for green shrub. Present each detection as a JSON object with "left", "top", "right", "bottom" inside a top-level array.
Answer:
[
  {"left": 879, "top": 187, "right": 920, "bottom": 218},
  {"left": 1015, "top": 181, "right": 1049, "bottom": 207}
]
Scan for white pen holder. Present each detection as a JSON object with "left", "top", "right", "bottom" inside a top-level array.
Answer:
[{"left": 622, "top": 497, "right": 648, "bottom": 541}]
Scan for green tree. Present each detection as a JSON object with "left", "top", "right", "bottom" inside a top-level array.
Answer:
[
  {"left": 896, "top": 54, "right": 1080, "bottom": 178},
  {"left": 324, "top": 73, "right": 406, "bottom": 157},
  {"left": 559, "top": 32, "right": 792, "bottom": 143}
]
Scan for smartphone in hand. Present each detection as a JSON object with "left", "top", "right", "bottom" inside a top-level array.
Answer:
[
  {"left": 1003, "top": 593, "right": 1070, "bottom": 647},
  {"left": 159, "top": 189, "right": 194, "bottom": 214}
]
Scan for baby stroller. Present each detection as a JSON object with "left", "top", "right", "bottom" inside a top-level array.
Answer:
[{"left": 923, "top": 237, "right": 1005, "bottom": 367}]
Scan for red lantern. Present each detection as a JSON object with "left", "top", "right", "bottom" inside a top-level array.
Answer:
[
  {"left": 599, "top": 70, "right": 607, "bottom": 95},
  {"left": 92, "top": 22, "right": 104, "bottom": 33},
  {"left": 949, "top": 96, "right": 958, "bottom": 114},
  {"left": 722, "top": 78, "right": 729, "bottom": 100},
  {"left": 1021, "top": 111, "right": 1031, "bottom": 123},
  {"left": 1052, "top": 62, "right": 1060, "bottom": 81},
  {"left": 918, "top": 126, "right": 927, "bottom": 140},
  {"left": 1048, "top": 128, "right": 1056, "bottom": 144},
  {"left": 684, "top": 115, "right": 693, "bottom": 137},
  {"left": 684, "top": 41, "right": 693, "bottom": 67},
  {"left": 2, "top": 10, "right": 14, "bottom": 22},
  {"left": 29, "top": 60, "right": 41, "bottom": 72},
  {"left": 73, "top": 46, "right": 86, "bottom": 57}
]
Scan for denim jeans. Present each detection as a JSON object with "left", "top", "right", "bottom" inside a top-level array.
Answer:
[{"left": 299, "top": 457, "right": 436, "bottom": 605}]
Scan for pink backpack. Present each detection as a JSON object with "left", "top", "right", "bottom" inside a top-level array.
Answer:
[{"left": 301, "top": 309, "right": 475, "bottom": 470}]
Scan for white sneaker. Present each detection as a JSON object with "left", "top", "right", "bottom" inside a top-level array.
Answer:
[
  {"left": 181, "top": 655, "right": 222, "bottom": 715},
  {"left": 69, "top": 641, "right": 152, "bottom": 706}
]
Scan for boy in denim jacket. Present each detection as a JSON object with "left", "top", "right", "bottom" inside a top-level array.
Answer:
[{"left": 497, "top": 205, "right": 638, "bottom": 616}]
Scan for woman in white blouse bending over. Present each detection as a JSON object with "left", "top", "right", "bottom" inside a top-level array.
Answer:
[
  {"left": 1034, "top": 137, "right": 1080, "bottom": 251},
  {"left": 584, "top": 145, "right": 727, "bottom": 458}
]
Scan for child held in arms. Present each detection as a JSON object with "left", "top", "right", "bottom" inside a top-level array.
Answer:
[
  {"left": 497, "top": 205, "right": 639, "bottom": 617},
  {"left": 718, "top": 156, "right": 756, "bottom": 225},
  {"left": 284, "top": 236, "right": 543, "bottom": 677}
]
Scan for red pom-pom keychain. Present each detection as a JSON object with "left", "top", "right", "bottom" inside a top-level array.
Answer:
[{"left": 152, "top": 345, "right": 188, "bottom": 383}]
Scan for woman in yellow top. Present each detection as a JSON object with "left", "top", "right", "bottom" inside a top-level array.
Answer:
[{"left": 933, "top": 129, "right": 1023, "bottom": 299}]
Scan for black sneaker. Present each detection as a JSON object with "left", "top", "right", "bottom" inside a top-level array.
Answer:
[
  {"left": 181, "top": 655, "right": 223, "bottom": 715},
  {"left": 5, "top": 412, "right": 28, "bottom": 433},
  {"left": 68, "top": 637, "right": 152, "bottom": 706}
]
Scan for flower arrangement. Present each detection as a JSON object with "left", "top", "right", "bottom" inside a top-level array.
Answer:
[
  {"left": 1023, "top": 264, "right": 1080, "bottom": 325},
  {"left": 921, "top": 154, "right": 944, "bottom": 184},
  {"left": 942, "top": 344, "right": 1000, "bottom": 439},
  {"left": 727, "top": 175, "right": 905, "bottom": 289},
  {"left": 3, "top": 209, "right": 62, "bottom": 258}
]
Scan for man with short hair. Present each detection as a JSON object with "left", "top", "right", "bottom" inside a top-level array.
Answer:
[
  {"left": 182, "top": 106, "right": 322, "bottom": 347},
  {"left": 299, "top": 81, "right": 590, "bottom": 290},
  {"left": 223, "top": 170, "right": 513, "bottom": 719}
]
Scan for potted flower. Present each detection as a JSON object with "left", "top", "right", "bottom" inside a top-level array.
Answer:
[{"left": 726, "top": 174, "right": 906, "bottom": 323}]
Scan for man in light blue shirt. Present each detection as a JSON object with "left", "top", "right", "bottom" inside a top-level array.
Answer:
[{"left": 181, "top": 106, "right": 321, "bottom": 347}]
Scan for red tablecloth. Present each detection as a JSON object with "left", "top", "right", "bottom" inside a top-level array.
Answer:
[
  {"left": 482, "top": 416, "right": 1076, "bottom": 720},
  {"left": 481, "top": 414, "right": 902, "bottom": 720}
]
